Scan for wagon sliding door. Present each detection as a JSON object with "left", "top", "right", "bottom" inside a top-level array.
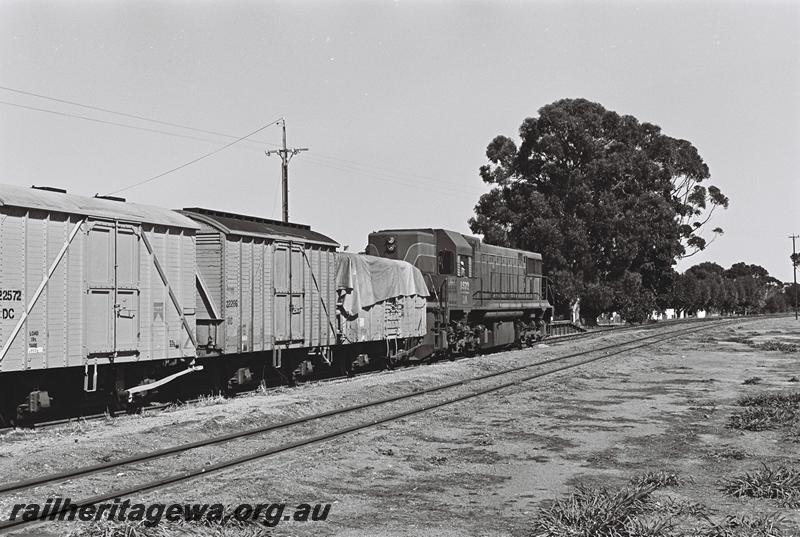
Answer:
[
  {"left": 273, "top": 242, "right": 305, "bottom": 344},
  {"left": 85, "top": 222, "right": 140, "bottom": 357}
]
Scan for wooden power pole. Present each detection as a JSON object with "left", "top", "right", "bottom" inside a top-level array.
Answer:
[
  {"left": 266, "top": 119, "right": 307, "bottom": 223},
  {"left": 791, "top": 234, "right": 799, "bottom": 320}
]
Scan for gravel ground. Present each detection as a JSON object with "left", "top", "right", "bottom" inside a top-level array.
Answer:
[{"left": 1, "top": 317, "right": 798, "bottom": 536}]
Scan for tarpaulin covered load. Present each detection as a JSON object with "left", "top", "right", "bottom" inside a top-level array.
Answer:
[{"left": 336, "top": 252, "right": 429, "bottom": 317}]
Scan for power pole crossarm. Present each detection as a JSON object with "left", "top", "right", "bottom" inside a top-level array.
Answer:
[{"left": 265, "top": 118, "right": 308, "bottom": 223}]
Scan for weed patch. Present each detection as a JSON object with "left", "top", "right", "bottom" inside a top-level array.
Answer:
[
  {"left": 721, "top": 464, "right": 800, "bottom": 507},
  {"left": 530, "top": 482, "right": 670, "bottom": 537},
  {"left": 695, "top": 514, "right": 787, "bottom": 537},
  {"left": 738, "top": 392, "right": 800, "bottom": 407},
  {"left": 530, "top": 480, "right": 791, "bottom": 537},
  {"left": 631, "top": 471, "right": 682, "bottom": 489},
  {"left": 728, "top": 392, "right": 800, "bottom": 431},
  {"left": 65, "top": 519, "right": 272, "bottom": 537},
  {"left": 755, "top": 340, "right": 798, "bottom": 354}
]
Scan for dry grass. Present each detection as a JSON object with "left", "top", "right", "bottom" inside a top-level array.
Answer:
[
  {"left": 755, "top": 340, "right": 798, "bottom": 354},
  {"left": 652, "top": 497, "right": 709, "bottom": 518},
  {"left": 738, "top": 392, "right": 800, "bottom": 407},
  {"left": 721, "top": 464, "right": 800, "bottom": 508},
  {"left": 531, "top": 471, "right": 794, "bottom": 537},
  {"left": 65, "top": 519, "right": 272, "bottom": 537},
  {"left": 724, "top": 336, "right": 797, "bottom": 354},
  {"left": 728, "top": 407, "right": 797, "bottom": 431},
  {"left": 728, "top": 392, "right": 800, "bottom": 431},
  {"left": 530, "top": 482, "right": 672, "bottom": 537},
  {"left": 695, "top": 514, "right": 787, "bottom": 537},
  {"left": 630, "top": 471, "right": 682, "bottom": 489}
]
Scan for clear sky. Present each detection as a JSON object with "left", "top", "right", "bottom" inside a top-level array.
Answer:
[{"left": 1, "top": 1, "right": 798, "bottom": 281}]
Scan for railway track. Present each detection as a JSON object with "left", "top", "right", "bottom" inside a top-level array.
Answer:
[
  {"left": 0, "top": 315, "right": 736, "bottom": 434},
  {"left": 0, "top": 315, "right": 766, "bottom": 533},
  {"left": 0, "top": 319, "right": 598, "bottom": 433}
]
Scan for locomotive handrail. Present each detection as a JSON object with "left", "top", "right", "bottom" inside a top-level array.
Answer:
[{"left": 471, "top": 290, "right": 543, "bottom": 300}]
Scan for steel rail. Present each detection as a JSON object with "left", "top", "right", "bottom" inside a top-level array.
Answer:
[
  {"left": 0, "top": 313, "right": 779, "bottom": 437},
  {"left": 0, "top": 318, "right": 741, "bottom": 532},
  {"left": 0, "top": 314, "right": 739, "bottom": 433},
  {"left": 0, "top": 319, "right": 710, "bottom": 495},
  {"left": 0, "top": 319, "right": 734, "bottom": 501},
  {"left": 0, "top": 317, "right": 597, "bottom": 433}
]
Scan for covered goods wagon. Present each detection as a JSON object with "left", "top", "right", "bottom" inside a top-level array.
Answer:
[
  {"left": 0, "top": 184, "right": 199, "bottom": 419},
  {"left": 180, "top": 208, "right": 339, "bottom": 359}
]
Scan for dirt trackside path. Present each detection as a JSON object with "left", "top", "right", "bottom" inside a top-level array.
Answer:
[{"left": 2, "top": 317, "right": 798, "bottom": 536}]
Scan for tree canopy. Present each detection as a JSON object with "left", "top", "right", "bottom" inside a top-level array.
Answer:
[
  {"left": 671, "top": 262, "right": 793, "bottom": 315},
  {"left": 469, "top": 98, "right": 728, "bottom": 321}
]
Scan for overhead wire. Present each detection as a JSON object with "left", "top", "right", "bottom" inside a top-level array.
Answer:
[
  {"left": 0, "top": 85, "right": 246, "bottom": 142},
  {"left": 1, "top": 96, "right": 489, "bottom": 198},
  {"left": 0, "top": 97, "right": 488, "bottom": 198},
  {"left": 105, "top": 117, "right": 284, "bottom": 196},
  {"left": 0, "top": 85, "right": 482, "bottom": 192},
  {"left": 1, "top": 96, "right": 482, "bottom": 197},
  {"left": 0, "top": 100, "right": 230, "bottom": 146}
]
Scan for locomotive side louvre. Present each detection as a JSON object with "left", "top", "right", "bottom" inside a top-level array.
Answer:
[
  {"left": 469, "top": 240, "right": 546, "bottom": 310},
  {"left": 0, "top": 185, "right": 199, "bottom": 375},
  {"left": 181, "top": 208, "right": 338, "bottom": 357}
]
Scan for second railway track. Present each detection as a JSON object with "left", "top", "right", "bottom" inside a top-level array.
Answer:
[{"left": 0, "top": 315, "right": 763, "bottom": 533}]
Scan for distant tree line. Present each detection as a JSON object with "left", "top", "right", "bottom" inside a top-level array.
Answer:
[
  {"left": 671, "top": 262, "right": 798, "bottom": 317},
  {"left": 470, "top": 98, "right": 795, "bottom": 323}
]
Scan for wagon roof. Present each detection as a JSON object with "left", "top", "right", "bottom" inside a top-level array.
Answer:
[
  {"left": 0, "top": 183, "right": 199, "bottom": 229},
  {"left": 180, "top": 208, "right": 339, "bottom": 247}
]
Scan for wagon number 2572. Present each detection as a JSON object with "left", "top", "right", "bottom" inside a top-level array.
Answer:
[{"left": 1, "top": 290, "right": 21, "bottom": 301}]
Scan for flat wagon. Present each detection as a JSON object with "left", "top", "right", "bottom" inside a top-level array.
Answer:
[{"left": 335, "top": 252, "right": 428, "bottom": 367}]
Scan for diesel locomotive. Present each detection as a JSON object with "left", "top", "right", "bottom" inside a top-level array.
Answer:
[{"left": 367, "top": 229, "right": 552, "bottom": 358}]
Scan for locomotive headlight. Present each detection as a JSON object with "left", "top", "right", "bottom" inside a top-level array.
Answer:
[
  {"left": 386, "top": 236, "right": 396, "bottom": 252},
  {"left": 387, "top": 236, "right": 396, "bottom": 245}
]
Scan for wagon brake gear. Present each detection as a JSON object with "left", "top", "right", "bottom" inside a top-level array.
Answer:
[
  {"left": 15, "top": 390, "right": 53, "bottom": 421},
  {"left": 121, "top": 364, "right": 204, "bottom": 403}
]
